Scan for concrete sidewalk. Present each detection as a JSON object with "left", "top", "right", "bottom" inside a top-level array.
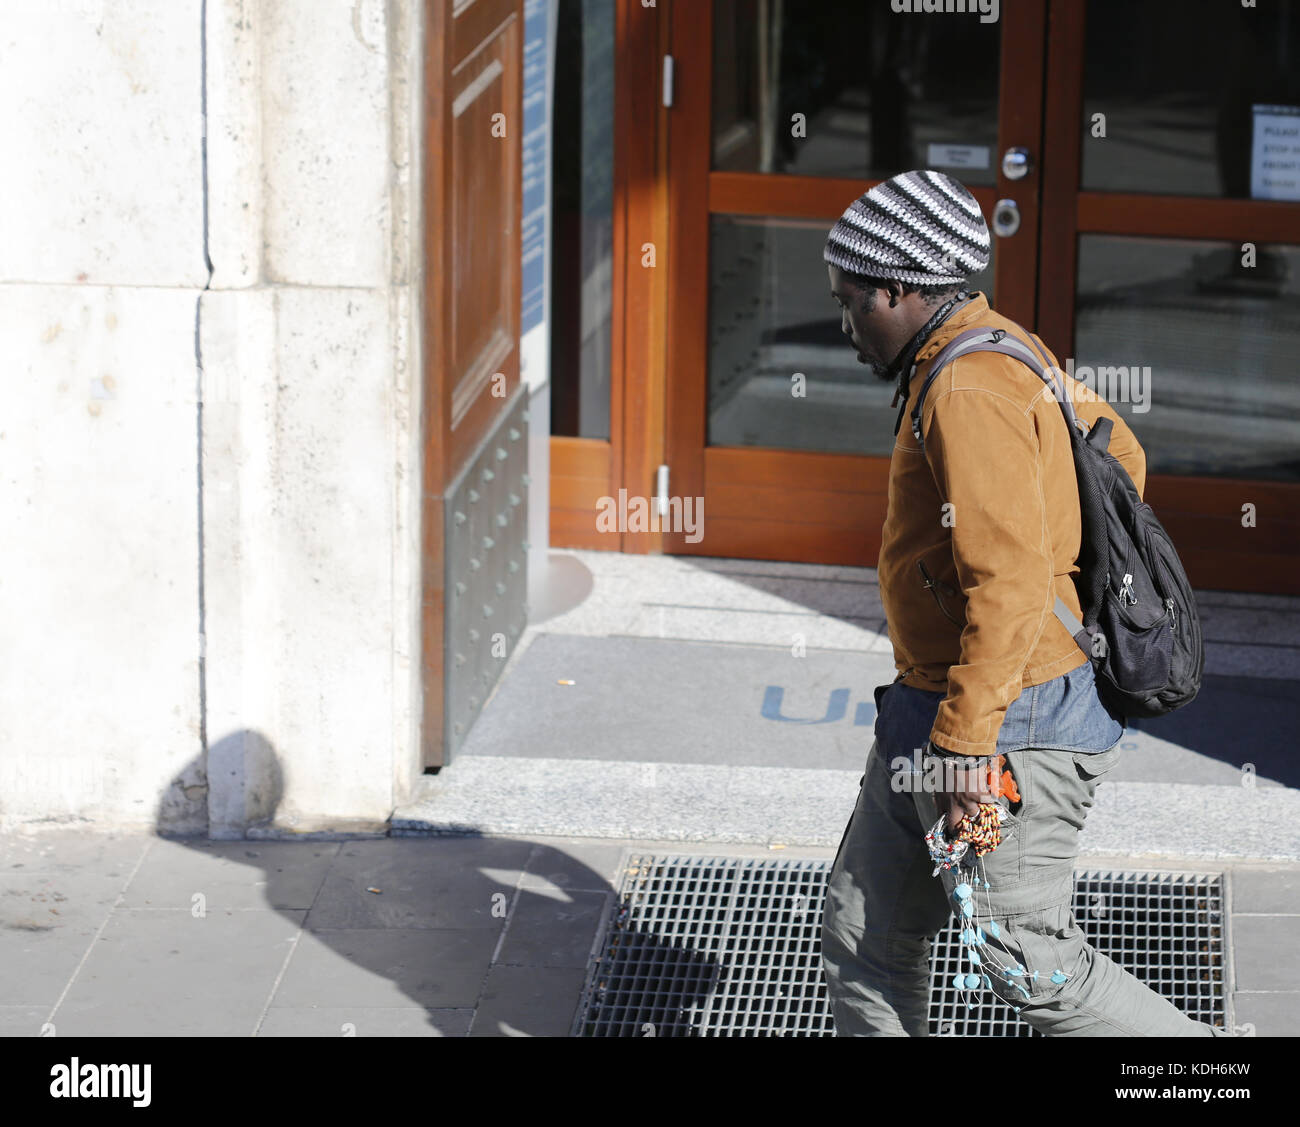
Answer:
[
  {"left": 2, "top": 829, "right": 1298, "bottom": 1037},
  {"left": 6, "top": 550, "right": 1297, "bottom": 1037},
  {"left": 0, "top": 830, "right": 619, "bottom": 1038},
  {"left": 398, "top": 550, "right": 1300, "bottom": 859}
]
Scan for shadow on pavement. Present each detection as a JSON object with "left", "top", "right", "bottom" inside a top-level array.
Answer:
[{"left": 149, "top": 733, "right": 718, "bottom": 1036}]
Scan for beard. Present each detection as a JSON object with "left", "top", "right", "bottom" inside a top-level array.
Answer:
[{"left": 854, "top": 345, "right": 894, "bottom": 382}]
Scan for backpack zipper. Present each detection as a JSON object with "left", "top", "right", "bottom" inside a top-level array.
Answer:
[
  {"left": 1119, "top": 573, "right": 1137, "bottom": 606},
  {"left": 1119, "top": 570, "right": 1177, "bottom": 629}
]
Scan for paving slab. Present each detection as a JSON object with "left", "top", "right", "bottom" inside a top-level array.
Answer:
[
  {"left": 51, "top": 908, "right": 305, "bottom": 1036},
  {"left": 468, "top": 964, "right": 589, "bottom": 1037},
  {"left": 0, "top": 832, "right": 149, "bottom": 876},
  {"left": 1204, "top": 642, "right": 1300, "bottom": 681},
  {"left": 495, "top": 888, "right": 610, "bottom": 969},
  {"left": 519, "top": 839, "right": 628, "bottom": 893},
  {"left": 120, "top": 839, "right": 340, "bottom": 911},
  {"left": 0, "top": 871, "right": 123, "bottom": 1007},
  {"left": 305, "top": 837, "right": 533, "bottom": 930},
  {"left": 1228, "top": 915, "right": 1300, "bottom": 992},
  {"left": 1228, "top": 867, "right": 1300, "bottom": 914},
  {"left": 270, "top": 927, "right": 494, "bottom": 1010},
  {"left": 256, "top": 1006, "right": 472, "bottom": 1037},
  {"left": 1229, "top": 992, "right": 1300, "bottom": 1038},
  {"left": 0, "top": 1005, "right": 48, "bottom": 1036},
  {"left": 621, "top": 605, "right": 889, "bottom": 652}
]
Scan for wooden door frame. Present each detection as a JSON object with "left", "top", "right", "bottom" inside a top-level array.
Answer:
[
  {"left": 662, "top": 0, "right": 1051, "bottom": 562},
  {"left": 1038, "top": 0, "right": 1300, "bottom": 593}
]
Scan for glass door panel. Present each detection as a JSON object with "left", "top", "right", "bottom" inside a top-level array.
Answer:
[
  {"left": 550, "top": 0, "right": 615, "bottom": 439},
  {"left": 1038, "top": 0, "right": 1300, "bottom": 592},
  {"left": 663, "top": 0, "right": 1048, "bottom": 566},
  {"left": 1074, "top": 235, "right": 1300, "bottom": 483},
  {"left": 701, "top": 0, "right": 1022, "bottom": 460},
  {"left": 707, "top": 213, "right": 995, "bottom": 453},
  {"left": 1081, "top": 0, "right": 1300, "bottom": 199},
  {"left": 712, "top": 0, "right": 1001, "bottom": 184}
]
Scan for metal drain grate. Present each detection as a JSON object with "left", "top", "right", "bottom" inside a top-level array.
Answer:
[{"left": 572, "top": 856, "right": 1225, "bottom": 1037}]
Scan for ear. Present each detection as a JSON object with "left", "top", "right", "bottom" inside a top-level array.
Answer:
[{"left": 883, "top": 279, "right": 906, "bottom": 307}]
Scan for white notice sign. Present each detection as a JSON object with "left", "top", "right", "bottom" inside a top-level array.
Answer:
[
  {"left": 926, "top": 143, "right": 990, "bottom": 171},
  {"left": 1251, "top": 105, "right": 1300, "bottom": 201}
]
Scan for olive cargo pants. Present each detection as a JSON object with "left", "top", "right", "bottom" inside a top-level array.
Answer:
[{"left": 820, "top": 684, "right": 1224, "bottom": 1037}]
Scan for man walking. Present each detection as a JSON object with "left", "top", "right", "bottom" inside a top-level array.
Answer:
[{"left": 819, "top": 169, "right": 1223, "bottom": 1037}]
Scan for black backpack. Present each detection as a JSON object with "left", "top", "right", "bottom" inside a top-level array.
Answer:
[{"left": 909, "top": 324, "right": 1204, "bottom": 721}]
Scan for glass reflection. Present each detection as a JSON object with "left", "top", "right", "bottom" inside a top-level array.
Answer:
[
  {"left": 550, "top": 0, "right": 614, "bottom": 439},
  {"left": 1074, "top": 236, "right": 1300, "bottom": 481},
  {"left": 708, "top": 214, "right": 995, "bottom": 454},
  {"left": 1082, "top": 0, "right": 1300, "bottom": 198},
  {"left": 713, "top": 0, "right": 1000, "bottom": 183}
]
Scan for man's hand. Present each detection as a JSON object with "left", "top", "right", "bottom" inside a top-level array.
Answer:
[{"left": 930, "top": 747, "right": 1004, "bottom": 831}]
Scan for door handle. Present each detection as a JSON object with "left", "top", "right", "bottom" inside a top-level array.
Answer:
[{"left": 1001, "top": 147, "right": 1033, "bottom": 181}]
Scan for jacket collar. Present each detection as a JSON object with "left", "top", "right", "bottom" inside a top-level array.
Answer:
[
  {"left": 913, "top": 291, "right": 991, "bottom": 365},
  {"left": 888, "top": 291, "right": 990, "bottom": 435}
]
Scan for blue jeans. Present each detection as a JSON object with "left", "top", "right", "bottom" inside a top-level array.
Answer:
[{"left": 820, "top": 678, "right": 1225, "bottom": 1037}]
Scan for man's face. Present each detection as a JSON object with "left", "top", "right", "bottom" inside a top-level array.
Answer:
[{"left": 827, "top": 264, "right": 892, "bottom": 380}]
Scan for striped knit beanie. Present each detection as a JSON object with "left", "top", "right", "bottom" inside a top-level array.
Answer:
[{"left": 823, "top": 170, "right": 990, "bottom": 286}]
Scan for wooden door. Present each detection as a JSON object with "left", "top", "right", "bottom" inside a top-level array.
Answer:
[
  {"left": 659, "top": 0, "right": 1300, "bottom": 593},
  {"left": 1037, "top": 0, "right": 1300, "bottom": 594},
  {"left": 662, "top": 0, "right": 1049, "bottom": 566},
  {"left": 421, "top": 0, "right": 522, "bottom": 768}
]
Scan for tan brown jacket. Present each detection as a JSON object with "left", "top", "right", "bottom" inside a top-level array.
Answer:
[{"left": 879, "top": 293, "right": 1147, "bottom": 757}]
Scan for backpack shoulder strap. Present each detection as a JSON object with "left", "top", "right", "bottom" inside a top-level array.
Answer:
[
  {"left": 909, "top": 324, "right": 1093, "bottom": 657},
  {"left": 911, "top": 327, "right": 1085, "bottom": 447},
  {"left": 907, "top": 328, "right": 1008, "bottom": 446}
]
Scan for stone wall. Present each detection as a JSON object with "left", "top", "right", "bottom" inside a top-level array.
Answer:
[{"left": 0, "top": 0, "right": 428, "bottom": 835}]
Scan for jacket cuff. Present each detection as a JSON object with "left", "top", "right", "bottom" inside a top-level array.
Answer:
[{"left": 927, "top": 733, "right": 998, "bottom": 759}]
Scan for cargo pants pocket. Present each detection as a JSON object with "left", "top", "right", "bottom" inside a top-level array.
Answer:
[{"left": 1071, "top": 743, "right": 1122, "bottom": 781}]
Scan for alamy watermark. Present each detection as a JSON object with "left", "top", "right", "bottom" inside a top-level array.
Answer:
[
  {"left": 891, "top": 0, "right": 999, "bottom": 23},
  {"left": 889, "top": 746, "right": 1006, "bottom": 794},
  {"left": 595, "top": 489, "right": 703, "bottom": 543},
  {"left": 1045, "top": 359, "right": 1152, "bottom": 414}
]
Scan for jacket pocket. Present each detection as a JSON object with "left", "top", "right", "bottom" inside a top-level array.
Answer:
[{"left": 917, "top": 556, "right": 963, "bottom": 627}]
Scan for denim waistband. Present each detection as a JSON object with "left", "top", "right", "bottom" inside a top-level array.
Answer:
[{"left": 876, "top": 661, "right": 1124, "bottom": 758}]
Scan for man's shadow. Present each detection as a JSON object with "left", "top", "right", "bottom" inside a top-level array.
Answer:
[{"left": 153, "top": 731, "right": 718, "bottom": 1037}]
